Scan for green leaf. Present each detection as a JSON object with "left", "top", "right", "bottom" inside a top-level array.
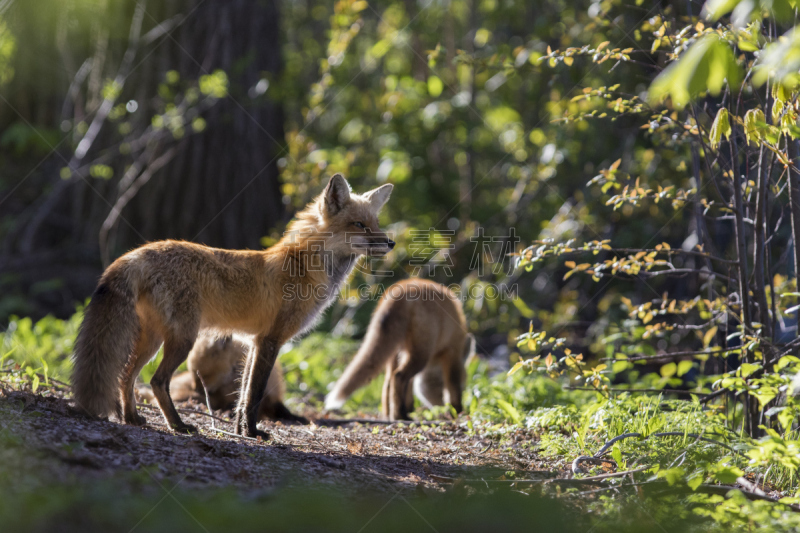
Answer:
[
  {"left": 199, "top": 70, "right": 229, "bottom": 98},
  {"left": 738, "top": 362, "right": 760, "bottom": 378},
  {"left": 496, "top": 399, "right": 522, "bottom": 424},
  {"left": 754, "top": 26, "right": 800, "bottom": 88},
  {"left": 701, "top": 0, "right": 745, "bottom": 21},
  {"left": 687, "top": 471, "right": 705, "bottom": 491},
  {"left": 427, "top": 76, "right": 444, "bottom": 98},
  {"left": 646, "top": 414, "right": 666, "bottom": 436},
  {"left": 660, "top": 467, "right": 686, "bottom": 486},
  {"left": 508, "top": 361, "right": 525, "bottom": 376},
  {"left": 704, "top": 0, "right": 799, "bottom": 23},
  {"left": 709, "top": 108, "right": 731, "bottom": 149},
  {"left": 677, "top": 360, "right": 694, "bottom": 377},
  {"left": 660, "top": 362, "right": 677, "bottom": 378},
  {"left": 511, "top": 296, "right": 535, "bottom": 319},
  {"left": 612, "top": 360, "right": 631, "bottom": 373},
  {"left": 611, "top": 443, "right": 623, "bottom": 467},
  {"left": 738, "top": 40, "right": 759, "bottom": 52},
  {"left": 649, "top": 35, "right": 742, "bottom": 108},
  {"left": 713, "top": 465, "right": 743, "bottom": 484},
  {"left": 776, "top": 355, "right": 800, "bottom": 371},
  {"left": 778, "top": 408, "right": 795, "bottom": 430},
  {"left": 743, "top": 109, "right": 765, "bottom": 145},
  {"left": 753, "top": 390, "right": 776, "bottom": 409}
]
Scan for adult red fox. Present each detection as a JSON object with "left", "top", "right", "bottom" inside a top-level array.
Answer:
[
  {"left": 325, "top": 279, "right": 475, "bottom": 420},
  {"left": 136, "top": 332, "right": 307, "bottom": 424},
  {"left": 72, "top": 174, "right": 393, "bottom": 438}
]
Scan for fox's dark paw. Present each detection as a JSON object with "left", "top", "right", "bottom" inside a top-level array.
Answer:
[
  {"left": 249, "top": 428, "right": 270, "bottom": 441},
  {"left": 235, "top": 424, "right": 269, "bottom": 441},
  {"left": 125, "top": 411, "right": 147, "bottom": 426},
  {"left": 171, "top": 422, "right": 198, "bottom": 435},
  {"left": 285, "top": 414, "right": 309, "bottom": 426}
]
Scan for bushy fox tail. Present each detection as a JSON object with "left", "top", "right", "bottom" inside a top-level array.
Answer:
[
  {"left": 71, "top": 270, "right": 138, "bottom": 418},
  {"left": 463, "top": 333, "right": 476, "bottom": 361},
  {"left": 325, "top": 308, "right": 406, "bottom": 411}
]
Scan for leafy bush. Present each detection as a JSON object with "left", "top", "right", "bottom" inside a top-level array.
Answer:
[{"left": 0, "top": 310, "right": 82, "bottom": 382}]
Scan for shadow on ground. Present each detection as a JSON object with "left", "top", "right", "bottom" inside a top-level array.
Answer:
[{"left": 0, "top": 386, "right": 706, "bottom": 532}]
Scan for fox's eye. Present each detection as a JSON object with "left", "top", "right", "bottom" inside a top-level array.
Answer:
[{"left": 353, "top": 221, "right": 366, "bottom": 229}]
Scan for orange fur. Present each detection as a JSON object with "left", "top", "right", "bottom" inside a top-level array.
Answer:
[
  {"left": 325, "top": 279, "right": 474, "bottom": 420},
  {"left": 72, "top": 174, "right": 393, "bottom": 437}
]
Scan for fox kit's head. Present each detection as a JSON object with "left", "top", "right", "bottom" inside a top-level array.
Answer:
[{"left": 311, "top": 174, "right": 394, "bottom": 257}]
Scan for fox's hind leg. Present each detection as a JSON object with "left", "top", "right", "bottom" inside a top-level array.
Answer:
[
  {"left": 151, "top": 327, "right": 199, "bottom": 434},
  {"left": 119, "top": 321, "right": 162, "bottom": 426},
  {"left": 381, "top": 356, "right": 396, "bottom": 419},
  {"left": 404, "top": 371, "right": 415, "bottom": 415},
  {"left": 389, "top": 350, "right": 429, "bottom": 420},
  {"left": 442, "top": 349, "right": 465, "bottom": 414}
]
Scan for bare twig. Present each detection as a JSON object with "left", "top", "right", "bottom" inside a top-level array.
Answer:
[
  {"left": 99, "top": 145, "right": 177, "bottom": 265},
  {"left": 21, "top": 0, "right": 149, "bottom": 253},
  {"left": 600, "top": 348, "right": 740, "bottom": 363},
  {"left": 135, "top": 402, "right": 229, "bottom": 425},
  {"left": 313, "top": 418, "right": 447, "bottom": 426},
  {"left": 565, "top": 386, "right": 709, "bottom": 397}
]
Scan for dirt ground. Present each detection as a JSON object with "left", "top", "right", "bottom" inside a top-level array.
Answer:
[
  {"left": 0, "top": 378, "right": 560, "bottom": 498},
  {"left": 0, "top": 377, "right": 738, "bottom": 533}
]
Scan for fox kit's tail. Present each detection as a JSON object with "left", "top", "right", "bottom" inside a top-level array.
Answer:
[
  {"left": 71, "top": 270, "right": 138, "bottom": 418},
  {"left": 463, "top": 333, "right": 476, "bottom": 361},
  {"left": 325, "top": 308, "right": 406, "bottom": 411}
]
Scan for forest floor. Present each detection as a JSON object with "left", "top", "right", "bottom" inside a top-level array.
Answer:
[
  {"left": 1, "top": 376, "right": 622, "bottom": 533},
  {"left": 0, "top": 379, "right": 555, "bottom": 496}
]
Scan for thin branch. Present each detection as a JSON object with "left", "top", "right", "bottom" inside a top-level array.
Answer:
[
  {"left": 99, "top": 145, "right": 177, "bottom": 266},
  {"left": 135, "top": 402, "right": 229, "bottom": 425},
  {"left": 20, "top": 0, "right": 149, "bottom": 253},
  {"left": 565, "top": 386, "right": 709, "bottom": 397},
  {"left": 601, "top": 348, "right": 741, "bottom": 363}
]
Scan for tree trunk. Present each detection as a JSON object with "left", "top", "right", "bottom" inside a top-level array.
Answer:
[
  {"left": 752, "top": 146, "right": 771, "bottom": 339},
  {"left": 0, "top": 0, "right": 285, "bottom": 318},
  {"left": 730, "top": 128, "right": 757, "bottom": 436},
  {"left": 111, "top": 0, "right": 285, "bottom": 253},
  {"left": 788, "top": 139, "right": 800, "bottom": 336}
]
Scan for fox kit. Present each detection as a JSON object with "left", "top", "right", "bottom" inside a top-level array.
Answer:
[
  {"left": 72, "top": 174, "right": 393, "bottom": 437},
  {"left": 325, "top": 279, "right": 475, "bottom": 420},
  {"left": 137, "top": 332, "right": 307, "bottom": 424}
]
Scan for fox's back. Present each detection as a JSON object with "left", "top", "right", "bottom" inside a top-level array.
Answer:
[
  {"left": 379, "top": 279, "right": 467, "bottom": 352},
  {"left": 113, "top": 240, "right": 281, "bottom": 332}
]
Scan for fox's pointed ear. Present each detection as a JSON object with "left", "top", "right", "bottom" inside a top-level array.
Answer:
[
  {"left": 365, "top": 183, "right": 393, "bottom": 212},
  {"left": 323, "top": 174, "right": 351, "bottom": 215}
]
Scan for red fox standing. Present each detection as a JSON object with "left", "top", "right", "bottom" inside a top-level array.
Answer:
[
  {"left": 71, "top": 174, "right": 393, "bottom": 437},
  {"left": 325, "top": 279, "right": 475, "bottom": 420}
]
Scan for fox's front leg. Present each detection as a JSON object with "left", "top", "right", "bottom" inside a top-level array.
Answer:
[{"left": 235, "top": 337, "right": 278, "bottom": 439}]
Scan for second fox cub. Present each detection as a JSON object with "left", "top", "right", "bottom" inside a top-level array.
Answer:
[
  {"left": 137, "top": 332, "right": 307, "bottom": 424},
  {"left": 325, "top": 279, "right": 474, "bottom": 420}
]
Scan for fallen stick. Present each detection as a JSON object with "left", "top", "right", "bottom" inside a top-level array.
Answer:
[
  {"left": 195, "top": 371, "right": 261, "bottom": 443},
  {"left": 593, "top": 431, "right": 734, "bottom": 457},
  {"left": 313, "top": 418, "right": 448, "bottom": 426},
  {"left": 136, "top": 402, "right": 229, "bottom": 425},
  {"left": 565, "top": 386, "right": 709, "bottom": 397},
  {"left": 428, "top": 467, "right": 650, "bottom": 486}
]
